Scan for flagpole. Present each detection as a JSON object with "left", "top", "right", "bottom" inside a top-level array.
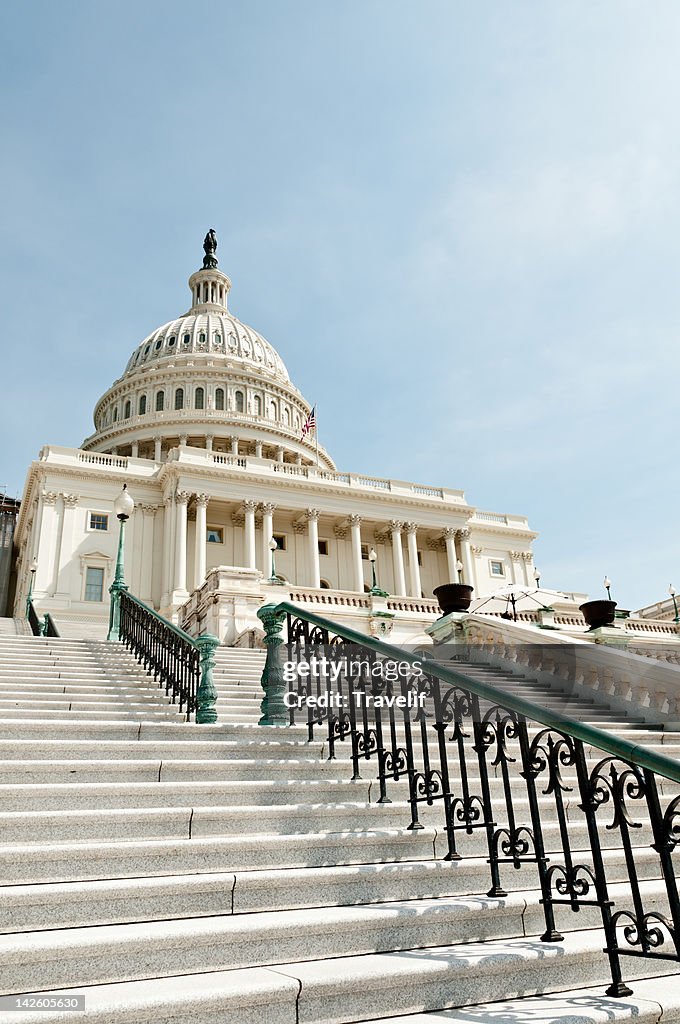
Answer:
[{"left": 314, "top": 403, "right": 319, "bottom": 467}]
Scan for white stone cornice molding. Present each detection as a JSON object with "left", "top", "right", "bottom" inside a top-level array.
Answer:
[
  {"left": 62, "top": 494, "right": 79, "bottom": 508},
  {"left": 42, "top": 491, "right": 59, "bottom": 506}
]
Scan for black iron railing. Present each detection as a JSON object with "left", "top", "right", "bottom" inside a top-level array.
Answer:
[
  {"left": 26, "top": 598, "right": 60, "bottom": 638},
  {"left": 257, "top": 601, "right": 680, "bottom": 997},
  {"left": 118, "top": 590, "right": 201, "bottom": 718}
]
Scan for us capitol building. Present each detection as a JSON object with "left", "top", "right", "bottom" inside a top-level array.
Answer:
[{"left": 13, "top": 232, "right": 538, "bottom": 643}]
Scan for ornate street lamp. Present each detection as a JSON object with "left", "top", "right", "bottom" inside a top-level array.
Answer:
[
  {"left": 455, "top": 559, "right": 464, "bottom": 584},
  {"left": 603, "top": 576, "right": 612, "bottom": 601},
  {"left": 533, "top": 567, "right": 541, "bottom": 588},
  {"left": 368, "top": 548, "right": 388, "bottom": 597},
  {"left": 669, "top": 584, "right": 679, "bottom": 624},
  {"left": 268, "top": 537, "right": 284, "bottom": 585},
  {"left": 25, "top": 557, "right": 38, "bottom": 618},
  {"left": 107, "top": 485, "right": 135, "bottom": 641}
]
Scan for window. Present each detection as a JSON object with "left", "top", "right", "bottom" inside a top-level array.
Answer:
[
  {"left": 199, "top": 332, "right": 206, "bottom": 344},
  {"left": 253, "top": 395, "right": 262, "bottom": 416},
  {"left": 214, "top": 332, "right": 222, "bottom": 345},
  {"left": 156, "top": 391, "right": 165, "bottom": 412},
  {"left": 319, "top": 579, "right": 331, "bottom": 590},
  {"left": 417, "top": 551, "right": 423, "bottom": 567},
  {"left": 235, "top": 390, "right": 244, "bottom": 413},
  {"left": 273, "top": 534, "right": 287, "bottom": 551},
  {"left": 175, "top": 388, "right": 184, "bottom": 410},
  {"left": 361, "top": 543, "right": 370, "bottom": 560},
  {"left": 207, "top": 526, "right": 223, "bottom": 544},
  {"left": 270, "top": 401, "right": 278, "bottom": 420},
  {"left": 113, "top": 408, "right": 118, "bottom": 421},
  {"left": 88, "top": 512, "right": 108, "bottom": 532},
  {"left": 138, "top": 395, "right": 147, "bottom": 415},
  {"left": 168, "top": 335, "right": 176, "bottom": 347},
  {"left": 283, "top": 408, "right": 290, "bottom": 426},
  {"left": 215, "top": 388, "right": 225, "bottom": 411},
  {"left": 123, "top": 400, "right": 131, "bottom": 419},
  {"left": 183, "top": 333, "right": 191, "bottom": 345},
  {"left": 195, "top": 387, "right": 205, "bottom": 410},
  {"left": 490, "top": 560, "right": 505, "bottom": 577},
  {"left": 84, "top": 567, "right": 105, "bottom": 602},
  {"left": 318, "top": 539, "right": 329, "bottom": 556},
  {"left": 155, "top": 338, "right": 162, "bottom": 350}
]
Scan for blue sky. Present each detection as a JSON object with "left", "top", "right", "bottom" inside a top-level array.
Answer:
[{"left": 1, "top": 1, "right": 679, "bottom": 610}]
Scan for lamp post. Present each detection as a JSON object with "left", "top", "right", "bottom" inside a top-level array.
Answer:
[
  {"left": 107, "top": 484, "right": 135, "bottom": 641},
  {"left": 267, "top": 536, "right": 284, "bottom": 585},
  {"left": 25, "top": 557, "right": 38, "bottom": 618},
  {"left": 533, "top": 567, "right": 541, "bottom": 589},
  {"left": 603, "top": 576, "right": 612, "bottom": 601},
  {"left": 670, "top": 584, "right": 679, "bottom": 624},
  {"left": 455, "top": 559, "right": 464, "bottom": 584},
  {"left": 368, "top": 548, "right": 388, "bottom": 597}
]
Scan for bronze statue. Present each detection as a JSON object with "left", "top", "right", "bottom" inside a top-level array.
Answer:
[{"left": 202, "top": 229, "right": 218, "bottom": 269}]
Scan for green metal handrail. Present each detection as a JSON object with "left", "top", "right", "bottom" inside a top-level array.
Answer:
[
  {"left": 115, "top": 589, "right": 220, "bottom": 724},
  {"left": 25, "top": 596, "right": 60, "bottom": 638},
  {"left": 259, "top": 601, "right": 680, "bottom": 784}
]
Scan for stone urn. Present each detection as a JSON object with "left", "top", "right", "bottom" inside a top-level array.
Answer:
[
  {"left": 433, "top": 583, "right": 474, "bottom": 616},
  {"left": 579, "top": 599, "right": 617, "bottom": 631}
]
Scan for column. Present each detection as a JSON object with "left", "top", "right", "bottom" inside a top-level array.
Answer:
[
  {"left": 131, "top": 441, "right": 139, "bottom": 458},
  {"left": 205, "top": 435, "right": 214, "bottom": 452},
  {"left": 510, "top": 551, "right": 523, "bottom": 585},
  {"left": 56, "top": 493, "right": 79, "bottom": 596},
  {"left": 179, "top": 434, "right": 188, "bottom": 447},
  {"left": 194, "top": 494, "right": 208, "bottom": 589},
  {"left": 389, "top": 520, "right": 407, "bottom": 596},
  {"left": 277, "top": 447, "right": 285, "bottom": 463},
  {"left": 261, "top": 503, "right": 275, "bottom": 577},
  {"left": 405, "top": 522, "right": 421, "bottom": 598},
  {"left": 348, "top": 514, "right": 364, "bottom": 593},
  {"left": 140, "top": 505, "right": 157, "bottom": 601},
  {"left": 244, "top": 500, "right": 257, "bottom": 570},
  {"left": 443, "top": 527, "right": 459, "bottom": 582},
  {"left": 154, "top": 437, "right": 162, "bottom": 462},
  {"left": 35, "top": 491, "right": 58, "bottom": 595},
  {"left": 307, "top": 509, "right": 321, "bottom": 588},
  {"left": 255, "top": 441, "right": 263, "bottom": 458},
  {"left": 230, "top": 436, "right": 239, "bottom": 455},
  {"left": 161, "top": 495, "right": 174, "bottom": 604},
  {"left": 458, "top": 528, "right": 475, "bottom": 589},
  {"left": 173, "top": 491, "right": 189, "bottom": 594}
]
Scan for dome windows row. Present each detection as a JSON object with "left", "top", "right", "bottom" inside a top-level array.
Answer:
[{"left": 98, "top": 386, "right": 304, "bottom": 431}]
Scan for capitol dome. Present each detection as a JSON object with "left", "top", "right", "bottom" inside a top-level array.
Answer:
[{"left": 81, "top": 232, "right": 334, "bottom": 470}]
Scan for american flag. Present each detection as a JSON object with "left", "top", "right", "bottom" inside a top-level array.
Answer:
[{"left": 300, "top": 405, "right": 316, "bottom": 439}]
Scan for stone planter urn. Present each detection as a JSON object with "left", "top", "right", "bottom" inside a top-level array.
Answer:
[
  {"left": 579, "top": 599, "right": 617, "bottom": 631},
  {"left": 433, "top": 583, "right": 474, "bottom": 616}
]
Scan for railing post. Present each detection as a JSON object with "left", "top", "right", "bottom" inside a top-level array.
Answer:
[
  {"left": 195, "top": 633, "right": 220, "bottom": 724},
  {"left": 257, "top": 603, "right": 288, "bottom": 726}
]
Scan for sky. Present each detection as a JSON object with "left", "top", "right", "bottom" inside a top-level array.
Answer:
[{"left": 1, "top": 1, "right": 679, "bottom": 610}]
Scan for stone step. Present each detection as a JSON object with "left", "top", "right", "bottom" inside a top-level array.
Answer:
[
  {"left": 0, "top": 737, "right": 323, "bottom": 761},
  {"left": 0, "top": 705, "right": 185, "bottom": 720},
  {"left": 0, "top": 756, "right": 352, "bottom": 786},
  {"left": 0, "top": 919, "right": 673, "bottom": 1012},
  {"left": 0, "top": 827, "right": 439, "bottom": 884},
  {"left": 0, "top": 850, "right": 665, "bottom": 934},
  {"left": 0, "top": 719, "right": 308, "bottom": 742}
]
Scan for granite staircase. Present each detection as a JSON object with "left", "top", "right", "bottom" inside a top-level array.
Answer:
[{"left": 0, "top": 632, "right": 679, "bottom": 1023}]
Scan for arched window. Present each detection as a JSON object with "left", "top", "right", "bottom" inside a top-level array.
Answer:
[
  {"left": 253, "top": 395, "right": 262, "bottom": 416},
  {"left": 235, "top": 390, "right": 244, "bottom": 413},
  {"left": 319, "top": 579, "right": 331, "bottom": 590},
  {"left": 270, "top": 401, "right": 278, "bottom": 420},
  {"left": 175, "top": 388, "right": 184, "bottom": 410},
  {"left": 283, "top": 407, "right": 290, "bottom": 426},
  {"left": 215, "top": 388, "right": 225, "bottom": 411},
  {"left": 113, "top": 407, "right": 118, "bottom": 422},
  {"left": 156, "top": 391, "right": 164, "bottom": 412},
  {"left": 168, "top": 336, "right": 176, "bottom": 347},
  {"left": 138, "top": 395, "right": 147, "bottom": 415},
  {"left": 199, "top": 332, "right": 206, "bottom": 344},
  {"left": 123, "top": 400, "right": 131, "bottom": 419},
  {"left": 183, "top": 333, "right": 191, "bottom": 346},
  {"left": 214, "top": 332, "right": 222, "bottom": 345},
  {"left": 195, "top": 387, "right": 204, "bottom": 410}
]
